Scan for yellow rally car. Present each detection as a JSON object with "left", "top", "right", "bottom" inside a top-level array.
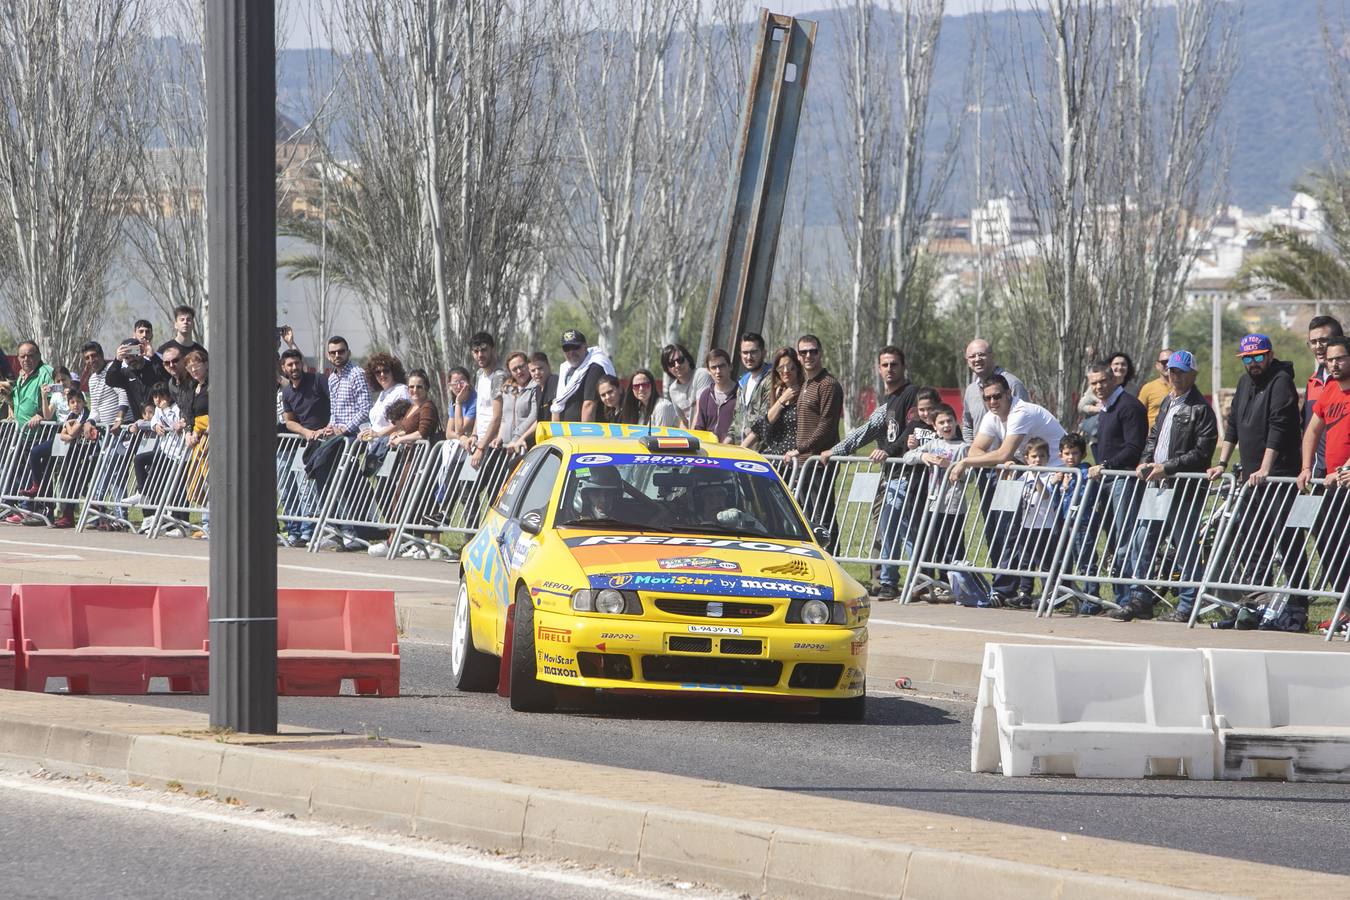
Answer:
[{"left": 452, "top": 422, "right": 870, "bottom": 718}]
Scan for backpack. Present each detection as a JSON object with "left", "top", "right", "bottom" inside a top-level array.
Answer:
[{"left": 948, "top": 569, "right": 992, "bottom": 607}]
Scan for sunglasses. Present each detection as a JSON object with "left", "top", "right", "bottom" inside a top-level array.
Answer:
[
  {"left": 631, "top": 381, "right": 652, "bottom": 390},
  {"left": 668, "top": 356, "right": 688, "bottom": 366},
  {"left": 373, "top": 367, "right": 390, "bottom": 375},
  {"left": 798, "top": 348, "right": 820, "bottom": 356},
  {"left": 982, "top": 392, "right": 1005, "bottom": 403},
  {"left": 1156, "top": 358, "right": 1169, "bottom": 366},
  {"left": 1240, "top": 353, "right": 1266, "bottom": 365}
]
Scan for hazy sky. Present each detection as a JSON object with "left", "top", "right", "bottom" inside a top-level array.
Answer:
[{"left": 281, "top": 1, "right": 1027, "bottom": 49}]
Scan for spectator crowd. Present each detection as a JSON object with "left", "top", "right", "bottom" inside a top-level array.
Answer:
[{"left": 2, "top": 309, "right": 1347, "bottom": 633}]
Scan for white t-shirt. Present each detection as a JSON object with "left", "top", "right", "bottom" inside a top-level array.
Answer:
[
  {"left": 474, "top": 368, "right": 506, "bottom": 442},
  {"left": 369, "top": 383, "right": 412, "bottom": 430},
  {"left": 977, "top": 399, "right": 1067, "bottom": 464},
  {"left": 666, "top": 368, "right": 713, "bottom": 428}
]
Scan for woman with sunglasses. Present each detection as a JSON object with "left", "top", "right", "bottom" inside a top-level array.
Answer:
[
  {"left": 360, "top": 353, "right": 411, "bottom": 440},
  {"left": 621, "top": 368, "right": 678, "bottom": 426},
  {"left": 495, "top": 352, "right": 540, "bottom": 450},
  {"left": 660, "top": 342, "right": 713, "bottom": 429},
  {"left": 743, "top": 348, "right": 804, "bottom": 454}
]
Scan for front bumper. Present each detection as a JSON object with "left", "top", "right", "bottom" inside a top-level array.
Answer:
[{"left": 531, "top": 609, "right": 868, "bottom": 698}]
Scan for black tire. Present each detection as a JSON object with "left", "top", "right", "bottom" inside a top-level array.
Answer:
[
  {"left": 451, "top": 582, "right": 499, "bottom": 692},
  {"left": 509, "top": 585, "right": 555, "bottom": 712},
  {"left": 820, "top": 687, "right": 867, "bottom": 722}
]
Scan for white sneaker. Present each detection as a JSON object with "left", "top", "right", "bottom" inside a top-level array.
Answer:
[
  {"left": 401, "top": 546, "right": 428, "bottom": 560},
  {"left": 318, "top": 536, "right": 342, "bottom": 551},
  {"left": 138, "top": 519, "right": 154, "bottom": 534},
  {"left": 122, "top": 493, "right": 141, "bottom": 506},
  {"left": 367, "top": 541, "right": 389, "bottom": 557}
]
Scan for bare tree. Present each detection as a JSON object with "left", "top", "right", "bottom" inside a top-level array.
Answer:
[
  {"left": 998, "top": 0, "right": 1115, "bottom": 420},
  {"left": 829, "top": 0, "right": 952, "bottom": 421},
  {"left": 0, "top": 0, "right": 143, "bottom": 366},
  {"left": 550, "top": 0, "right": 681, "bottom": 353},
  {"left": 1095, "top": 0, "right": 1236, "bottom": 366},
  {"left": 282, "top": 0, "right": 556, "bottom": 386}
]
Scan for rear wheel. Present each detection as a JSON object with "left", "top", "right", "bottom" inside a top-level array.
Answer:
[
  {"left": 451, "top": 582, "right": 498, "bottom": 692},
  {"left": 819, "top": 686, "right": 867, "bottom": 722},
  {"left": 509, "top": 585, "right": 555, "bottom": 712}
]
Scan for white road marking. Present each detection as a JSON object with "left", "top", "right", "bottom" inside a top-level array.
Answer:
[
  {"left": 867, "top": 617, "right": 1156, "bottom": 648},
  {"left": 0, "top": 773, "right": 698, "bottom": 899},
  {"left": 0, "top": 537, "right": 453, "bottom": 587},
  {"left": 0, "top": 551, "right": 84, "bottom": 560}
]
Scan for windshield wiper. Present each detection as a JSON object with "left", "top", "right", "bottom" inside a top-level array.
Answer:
[{"left": 556, "top": 516, "right": 674, "bottom": 532}]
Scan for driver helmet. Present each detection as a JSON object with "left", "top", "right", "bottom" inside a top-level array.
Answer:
[{"left": 579, "top": 464, "right": 625, "bottom": 499}]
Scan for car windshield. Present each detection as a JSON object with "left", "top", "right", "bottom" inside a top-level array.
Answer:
[{"left": 555, "top": 453, "right": 811, "bottom": 542}]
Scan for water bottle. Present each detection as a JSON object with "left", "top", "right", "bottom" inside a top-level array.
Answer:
[{"left": 1260, "top": 593, "right": 1288, "bottom": 627}]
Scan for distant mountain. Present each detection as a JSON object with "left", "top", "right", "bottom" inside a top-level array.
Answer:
[{"left": 276, "top": 0, "right": 1333, "bottom": 226}]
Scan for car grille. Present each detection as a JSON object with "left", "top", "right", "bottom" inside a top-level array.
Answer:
[
  {"left": 719, "top": 638, "right": 762, "bottom": 655},
  {"left": 640, "top": 656, "right": 783, "bottom": 687},
  {"left": 667, "top": 636, "right": 713, "bottom": 653},
  {"left": 655, "top": 599, "right": 774, "bottom": 619}
]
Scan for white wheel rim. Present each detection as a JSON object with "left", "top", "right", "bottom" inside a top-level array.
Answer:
[{"left": 452, "top": 583, "right": 469, "bottom": 677}]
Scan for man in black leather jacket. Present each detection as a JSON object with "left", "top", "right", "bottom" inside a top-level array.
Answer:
[{"left": 1112, "top": 350, "right": 1218, "bottom": 621}]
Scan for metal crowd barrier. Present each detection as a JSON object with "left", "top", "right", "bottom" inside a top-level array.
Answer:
[
  {"left": 895, "top": 463, "right": 1085, "bottom": 608},
  {"left": 1042, "top": 470, "right": 1237, "bottom": 618},
  {"left": 793, "top": 455, "right": 927, "bottom": 592},
  {"left": 1187, "top": 475, "right": 1350, "bottom": 641},
  {"left": 386, "top": 441, "right": 523, "bottom": 559},
  {"left": 310, "top": 436, "right": 436, "bottom": 557}
]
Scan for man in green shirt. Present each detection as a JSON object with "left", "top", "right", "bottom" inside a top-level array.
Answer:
[{"left": 12, "top": 341, "right": 54, "bottom": 427}]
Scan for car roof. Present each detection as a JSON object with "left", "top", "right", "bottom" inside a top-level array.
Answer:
[{"left": 532, "top": 423, "right": 766, "bottom": 463}]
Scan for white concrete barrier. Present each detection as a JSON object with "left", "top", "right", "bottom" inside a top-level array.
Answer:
[
  {"left": 971, "top": 644, "right": 1215, "bottom": 779},
  {"left": 1204, "top": 648, "right": 1350, "bottom": 782}
]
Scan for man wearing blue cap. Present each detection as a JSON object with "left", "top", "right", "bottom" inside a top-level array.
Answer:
[
  {"left": 1112, "top": 350, "right": 1218, "bottom": 621},
  {"left": 1204, "top": 335, "right": 1306, "bottom": 614}
]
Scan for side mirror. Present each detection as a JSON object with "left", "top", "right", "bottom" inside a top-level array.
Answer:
[
  {"left": 811, "top": 525, "right": 832, "bottom": 546},
  {"left": 520, "top": 509, "right": 544, "bottom": 535}
]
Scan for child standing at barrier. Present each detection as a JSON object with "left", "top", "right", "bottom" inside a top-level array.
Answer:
[
  {"left": 1050, "top": 433, "right": 1097, "bottom": 613},
  {"left": 1002, "top": 437, "right": 1060, "bottom": 609},
  {"left": 127, "top": 385, "right": 183, "bottom": 532},
  {"left": 904, "top": 404, "right": 968, "bottom": 601},
  {"left": 47, "top": 389, "right": 90, "bottom": 528}
]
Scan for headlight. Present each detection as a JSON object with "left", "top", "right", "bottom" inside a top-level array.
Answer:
[
  {"left": 595, "top": 589, "right": 626, "bottom": 614},
  {"left": 570, "top": 588, "right": 642, "bottom": 614},
  {"left": 801, "top": 599, "right": 831, "bottom": 625}
]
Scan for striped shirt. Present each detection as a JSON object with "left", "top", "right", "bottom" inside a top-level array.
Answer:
[
  {"left": 87, "top": 364, "right": 128, "bottom": 427},
  {"left": 795, "top": 368, "right": 843, "bottom": 454}
]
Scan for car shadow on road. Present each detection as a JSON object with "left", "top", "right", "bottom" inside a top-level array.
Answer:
[{"left": 560, "top": 690, "right": 960, "bottom": 727}]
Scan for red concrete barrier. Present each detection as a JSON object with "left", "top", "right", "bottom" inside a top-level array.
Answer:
[
  {"left": 1, "top": 585, "right": 15, "bottom": 690},
  {"left": 277, "top": 589, "right": 399, "bottom": 697},
  {"left": 15, "top": 584, "right": 208, "bottom": 694}
]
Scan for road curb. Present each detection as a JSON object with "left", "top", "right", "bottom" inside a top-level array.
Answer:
[{"left": 0, "top": 712, "right": 1250, "bottom": 899}]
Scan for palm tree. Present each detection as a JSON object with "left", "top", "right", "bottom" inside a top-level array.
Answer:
[{"left": 1235, "top": 171, "right": 1350, "bottom": 299}]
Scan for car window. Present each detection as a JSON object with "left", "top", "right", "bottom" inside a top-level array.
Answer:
[
  {"left": 513, "top": 450, "right": 562, "bottom": 520},
  {"left": 493, "top": 447, "right": 546, "bottom": 517}
]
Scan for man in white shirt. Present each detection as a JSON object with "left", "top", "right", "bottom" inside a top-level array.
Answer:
[{"left": 949, "top": 373, "right": 1066, "bottom": 606}]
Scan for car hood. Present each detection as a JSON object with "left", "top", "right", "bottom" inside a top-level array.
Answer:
[{"left": 557, "top": 530, "right": 852, "bottom": 602}]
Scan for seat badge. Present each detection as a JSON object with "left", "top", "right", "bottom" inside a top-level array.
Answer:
[{"left": 706, "top": 601, "right": 723, "bottom": 618}]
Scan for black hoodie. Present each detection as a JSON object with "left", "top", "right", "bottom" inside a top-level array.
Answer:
[{"left": 1225, "top": 358, "right": 1301, "bottom": 477}]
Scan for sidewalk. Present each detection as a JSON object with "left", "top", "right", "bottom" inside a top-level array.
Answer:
[{"left": 2, "top": 689, "right": 1345, "bottom": 899}]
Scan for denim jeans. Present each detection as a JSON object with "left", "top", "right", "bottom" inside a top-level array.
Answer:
[
  {"left": 876, "top": 476, "right": 911, "bottom": 588},
  {"left": 1119, "top": 486, "right": 1204, "bottom": 614}
]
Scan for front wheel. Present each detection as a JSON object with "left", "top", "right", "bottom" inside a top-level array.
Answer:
[
  {"left": 819, "top": 686, "right": 867, "bottom": 722},
  {"left": 508, "top": 586, "right": 555, "bottom": 712},
  {"left": 451, "top": 582, "right": 498, "bottom": 692}
]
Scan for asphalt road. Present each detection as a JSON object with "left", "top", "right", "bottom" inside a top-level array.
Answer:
[
  {"left": 0, "top": 766, "right": 726, "bottom": 900},
  {"left": 119, "top": 639, "right": 1350, "bottom": 877}
]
